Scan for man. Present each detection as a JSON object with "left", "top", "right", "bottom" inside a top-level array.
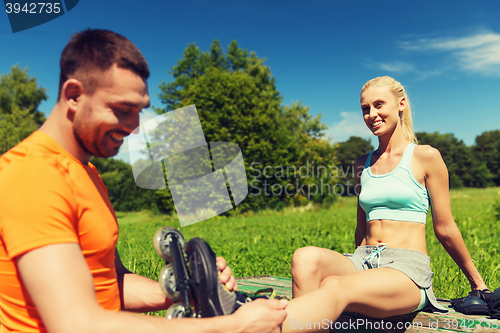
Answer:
[{"left": 0, "top": 29, "right": 286, "bottom": 333}]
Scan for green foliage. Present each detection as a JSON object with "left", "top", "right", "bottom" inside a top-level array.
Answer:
[
  {"left": 416, "top": 132, "right": 491, "bottom": 188},
  {"left": 334, "top": 137, "right": 374, "bottom": 195},
  {"left": 156, "top": 43, "right": 210, "bottom": 112},
  {"left": 473, "top": 130, "right": 500, "bottom": 186},
  {"left": 90, "top": 157, "right": 158, "bottom": 212},
  {"left": 0, "top": 64, "right": 47, "bottom": 122},
  {"left": 0, "top": 65, "right": 47, "bottom": 154},
  {"left": 335, "top": 137, "right": 374, "bottom": 167},
  {"left": 227, "top": 40, "right": 249, "bottom": 71},
  {"left": 494, "top": 197, "right": 500, "bottom": 222},
  {"left": 116, "top": 187, "right": 500, "bottom": 309},
  {"left": 156, "top": 40, "right": 277, "bottom": 114},
  {"left": 0, "top": 109, "right": 39, "bottom": 154},
  {"left": 183, "top": 68, "right": 287, "bottom": 211},
  {"left": 154, "top": 188, "right": 175, "bottom": 215},
  {"left": 154, "top": 41, "right": 337, "bottom": 213}
]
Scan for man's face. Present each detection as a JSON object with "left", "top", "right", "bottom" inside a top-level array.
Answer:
[{"left": 73, "top": 65, "right": 150, "bottom": 159}]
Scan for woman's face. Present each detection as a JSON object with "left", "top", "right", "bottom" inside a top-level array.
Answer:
[{"left": 360, "top": 86, "right": 405, "bottom": 137}]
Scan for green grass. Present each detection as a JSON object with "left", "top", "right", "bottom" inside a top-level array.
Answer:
[{"left": 117, "top": 187, "right": 500, "bottom": 300}]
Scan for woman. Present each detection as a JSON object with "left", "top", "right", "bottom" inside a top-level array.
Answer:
[{"left": 281, "top": 76, "right": 488, "bottom": 332}]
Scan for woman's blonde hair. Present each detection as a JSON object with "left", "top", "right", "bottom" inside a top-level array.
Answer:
[{"left": 361, "top": 76, "right": 418, "bottom": 144}]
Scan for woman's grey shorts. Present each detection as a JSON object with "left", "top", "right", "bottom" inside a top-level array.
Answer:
[{"left": 343, "top": 246, "right": 448, "bottom": 313}]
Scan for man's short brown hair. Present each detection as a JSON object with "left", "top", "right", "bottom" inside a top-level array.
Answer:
[{"left": 58, "top": 29, "right": 150, "bottom": 99}]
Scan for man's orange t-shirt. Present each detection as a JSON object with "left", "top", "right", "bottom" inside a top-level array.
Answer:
[{"left": 0, "top": 131, "right": 121, "bottom": 332}]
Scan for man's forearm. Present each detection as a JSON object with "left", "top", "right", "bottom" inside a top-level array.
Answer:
[
  {"left": 89, "top": 307, "right": 240, "bottom": 333},
  {"left": 121, "top": 272, "right": 173, "bottom": 312}
]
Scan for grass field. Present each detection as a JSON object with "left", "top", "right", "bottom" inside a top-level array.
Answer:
[{"left": 116, "top": 187, "right": 500, "bottom": 304}]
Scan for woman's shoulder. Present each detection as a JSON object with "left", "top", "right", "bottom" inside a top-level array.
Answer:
[
  {"left": 355, "top": 153, "right": 371, "bottom": 168},
  {"left": 413, "top": 144, "right": 445, "bottom": 165}
]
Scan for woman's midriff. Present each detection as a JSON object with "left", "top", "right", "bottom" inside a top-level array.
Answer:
[{"left": 361, "top": 219, "right": 428, "bottom": 255}]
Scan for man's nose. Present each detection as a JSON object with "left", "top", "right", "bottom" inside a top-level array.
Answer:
[{"left": 124, "top": 113, "right": 141, "bottom": 134}]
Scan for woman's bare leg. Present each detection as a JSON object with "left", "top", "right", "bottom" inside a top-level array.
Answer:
[
  {"left": 283, "top": 267, "right": 422, "bottom": 333},
  {"left": 292, "top": 246, "right": 357, "bottom": 297}
]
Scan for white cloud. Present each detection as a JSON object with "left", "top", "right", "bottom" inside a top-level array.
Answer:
[
  {"left": 400, "top": 32, "right": 500, "bottom": 76},
  {"left": 363, "top": 58, "right": 441, "bottom": 81},
  {"left": 378, "top": 61, "right": 415, "bottom": 74},
  {"left": 325, "top": 111, "right": 374, "bottom": 143}
]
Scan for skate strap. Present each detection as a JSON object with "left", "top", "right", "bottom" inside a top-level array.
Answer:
[
  {"left": 254, "top": 288, "right": 276, "bottom": 299},
  {"left": 239, "top": 288, "right": 276, "bottom": 303}
]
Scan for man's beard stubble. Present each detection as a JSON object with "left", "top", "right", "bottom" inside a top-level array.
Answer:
[{"left": 72, "top": 103, "right": 115, "bottom": 159}]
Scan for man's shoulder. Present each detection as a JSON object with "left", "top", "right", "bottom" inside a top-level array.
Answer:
[{"left": 0, "top": 132, "right": 76, "bottom": 189}]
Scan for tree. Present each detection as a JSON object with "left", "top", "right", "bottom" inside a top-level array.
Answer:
[
  {"left": 495, "top": 199, "right": 500, "bottom": 222},
  {"left": 154, "top": 41, "right": 337, "bottom": 212},
  {"left": 473, "top": 130, "right": 500, "bottom": 186},
  {"left": 156, "top": 40, "right": 280, "bottom": 114},
  {"left": 284, "top": 102, "right": 338, "bottom": 205},
  {"left": 335, "top": 137, "right": 374, "bottom": 168},
  {"left": 334, "top": 137, "right": 374, "bottom": 195},
  {"left": 90, "top": 157, "right": 158, "bottom": 212},
  {"left": 416, "top": 132, "right": 491, "bottom": 188},
  {"left": 0, "top": 65, "right": 47, "bottom": 154},
  {"left": 227, "top": 40, "right": 249, "bottom": 71}
]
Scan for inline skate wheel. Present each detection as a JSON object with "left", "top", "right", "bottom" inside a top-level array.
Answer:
[
  {"left": 159, "top": 263, "right": 181, "bottom": 302},
  {"left": 165, "top": 303, "right": 186, "bottom": 319},
  {"left": 153, "top": 227, "right": 185, "bottom": 261}
]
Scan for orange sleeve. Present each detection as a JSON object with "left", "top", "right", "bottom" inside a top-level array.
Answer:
[{"left": 0, "top": 156, "right": 79, "bottom": 259}]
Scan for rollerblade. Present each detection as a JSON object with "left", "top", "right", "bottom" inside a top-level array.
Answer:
[{"left": 153, "top": 227, "right": 237, "bottom": 319}]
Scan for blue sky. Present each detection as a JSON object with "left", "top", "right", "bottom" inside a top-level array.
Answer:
[{"left": 2, "top": 0, "right": 500, "bottom": 157}]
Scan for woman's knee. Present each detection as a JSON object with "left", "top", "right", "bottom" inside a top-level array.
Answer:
[
  {"left": 319, "top": 275, "right": 350, "bottom": 304},
  {"left": 291, "top": 246, "right": 322, "bottom": 277}
]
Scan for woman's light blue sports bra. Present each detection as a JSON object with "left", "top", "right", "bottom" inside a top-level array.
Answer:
[{"left": 359, "top": 143, "right": 430, "bottom": 224}]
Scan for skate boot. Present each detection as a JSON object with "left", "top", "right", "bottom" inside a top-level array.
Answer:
[{"left": 153, "top": 227, "right": 237, "bottom": 319}]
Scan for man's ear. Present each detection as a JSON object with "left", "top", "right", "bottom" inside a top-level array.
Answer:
[{"left": 61, "top": 79, "right": 84, "bottom": 113}]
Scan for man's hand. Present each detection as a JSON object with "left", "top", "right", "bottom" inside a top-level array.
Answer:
[
  {"left": 231, "top": 299, "right": 288, "bottom": 333},
  {"left": 216, "top": 256, "right": 238, "bottom": 291}
]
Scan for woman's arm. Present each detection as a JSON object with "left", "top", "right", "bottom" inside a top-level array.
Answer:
[
  {"left": 420, "top": 145, "right": 487, "bottom": 290},
  {"left": 355, "top": 156, "right": 367, "bottom": 247}
]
